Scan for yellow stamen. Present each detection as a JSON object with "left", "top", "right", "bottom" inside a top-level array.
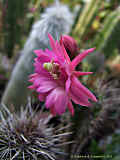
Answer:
[{"left": 43, "top": 60, "right": 60, "bottom": 80}]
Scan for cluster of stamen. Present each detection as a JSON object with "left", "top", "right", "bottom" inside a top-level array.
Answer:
[{"left": 43, "top": 60, "right": 60, "bottom": 79}]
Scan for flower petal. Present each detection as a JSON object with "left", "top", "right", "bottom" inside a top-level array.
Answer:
[
  {"left": 45, "top": 49, "right": 56, "bottom": 59},
  {"left": 35, "top": 55, "right": 50, "bottom": 64},
  {"left": 29, "top": 73, "right": 38, "bottom": 78},
  {"left": 65, "top": 77, "right": 71, "bottom": 93},
  {"left": 48, "top": 33, "right": 60, "bottom": 56},
  {"left": 45, "top": 87, "right": 60, "bottom": 109},
  {"left": 34, "top": 49, "right": 46, "bottom": 57},
  {"left": 54, "top": 90, "right": 68, "bottom": 115},
  {"left": 72, "top": 76, "right": 97, "bottom": 102},
  {"left": 55, "top": 41, "right": 67, "bottom": 63},
  {"left": 45, "top": 87, "right": 68, "bottom": 115},
  {"left": 37, "top": 81, "right": 58, "bottom": 93},
  {"left": 30, "top": 75, "right": 52, "bottom": 88},
  {"left": 60, "top": 40, "right": 71, "bottom": 63},
  {"left": 71, "top": 48, "right": 95, "bottom": 70},
  {"left": 73, "top": 71, "right": 93, "bottom": 77},
  {"left": 70, "top": 84, "right": 91, "bottom": 106},
  {"left": 28, "top": 85, "right": 35, "bottom": 90}
]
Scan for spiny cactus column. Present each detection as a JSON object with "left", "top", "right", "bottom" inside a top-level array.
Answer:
[
  {"left": 0, "top": 103, "right": 72, "bottom": 160},
  {"left": 93, "top": 8, "right": 120, "bottom": 58},
  {"left": 73, "top": 0, "right": 104, "bottom": 45},
  {"left": 1, "top": 2, "right": 73, "bottom": 110}
]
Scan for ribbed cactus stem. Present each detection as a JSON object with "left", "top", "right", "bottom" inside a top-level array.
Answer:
[
  {"left": 73, "top": 0, "right": 103, "bottom": 43},
  {"left": 1, "top": 3, "right": 73, "bottom": 110},
  {"left": 93, "top": 8, "right": 120, "bottom": 58},
  {"left": 73, "top": 0, "right": 95, "bottom": 34},
  {"left": 79, "top": 0, "right": 103, "bottom": 39},
  {"left": 2, "top": 0, "right": 27, "bottom": 58}
]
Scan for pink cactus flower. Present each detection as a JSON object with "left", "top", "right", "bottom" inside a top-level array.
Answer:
[{"left": 28, "top": 34, "right": 97, "bottom": 116}]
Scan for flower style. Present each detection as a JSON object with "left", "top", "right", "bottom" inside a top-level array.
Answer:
[{"left": 28, "top": 34, "right": 97, "bottom": 116}]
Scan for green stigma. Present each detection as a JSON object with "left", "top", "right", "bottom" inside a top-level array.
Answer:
[
  {"left": 43, "top": 61, "right": 60, "bottom": 80},
  {"left": 43, "top": 62, "right": 53, "bottom": 72}
]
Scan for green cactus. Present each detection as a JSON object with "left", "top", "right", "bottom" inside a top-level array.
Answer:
[
  {"left": 2, "top": 0, "right": 28, "bottom": 58},
  {"left": 73, "top": 0, "right": 104, "bottom": 44},
  {"left": 93, "top": 8, "right": 120, "bottom": 58},
  {"left": 1, "top": 3, "right": 73, "bottom": 110}
]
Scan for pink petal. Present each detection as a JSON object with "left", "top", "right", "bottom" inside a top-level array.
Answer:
[
  {"left": 29, "top": 73, "right": 38, "bottom": 78},
  {"left": 37, "top": 81, "right": 58, "bottom": 93},
  {"left": 61, "top": 41, "right": 71, "bottom": 63},
  {"left": 72, "top": 76, "right": 97, "bottom": 102},
  {"left": 68, "top": 101, "right": 74, "bottom": 116},
  {"left": 55, "top": 41, "right": 67, "bottom": 63},
  {"left": 35, "top": 55, "right": 50, "bottom": 64},
  {"left": 30, "top": 75, "right": 52, "bottom": 88},
  {"left": 71, "top": 48, "right": 95, "bottom": 70},
  {"left": 65, "top": 77, "right": 71, "bottom": 93},
  {"left": 73, "top": 71, "right": 93, "bottom": 77},
  {"left": 54, "top": 90, "right": 68, "bottom": 115},
  {"left": 34, "top": 49, "right": 46, "bottom": 57},
  {"left": 45, "top": 87, "right": 68, "bottom": 115},
  {"left": 45, "top": 48, "right": 56, "bottom": 59},
  {"left": 28, "top": 85, "right": 35, "bottom": 89},
  {"left": 55, "top": 41, "right": 63, "bottom": 55},
  {"left": 29, "top": 74, "right": 40, "bottom": 83},
  {"left": 48, "top": 33, "right": 60, "bottom": 56},
  {"left": 28, "top": 78, "right": 35, "bottom": 82},
  {"left": 45, "top": 88, "right": 58, "bottom": 109},
  {"left": 70, "top": 84, "right": 91, "bottom": 106}
]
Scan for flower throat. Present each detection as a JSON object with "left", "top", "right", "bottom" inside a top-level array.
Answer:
[{"left": 43, "top": 60, "right": 60, "bottom": 79}]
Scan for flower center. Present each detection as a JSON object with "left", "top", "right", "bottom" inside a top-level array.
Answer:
[{"left": 43, "top": 60, "right": 60, "bottom": 79}]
